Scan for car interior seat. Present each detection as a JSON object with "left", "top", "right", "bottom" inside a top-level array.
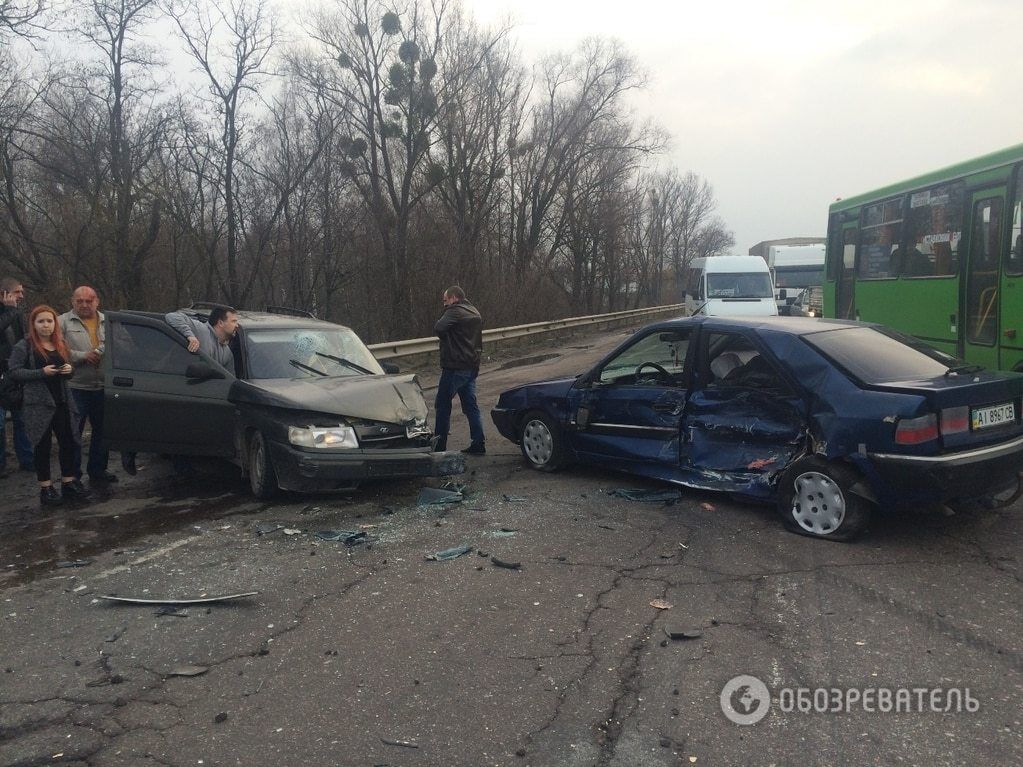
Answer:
[{"left": 709, "top": 351, "right": 742, "bottom": 382}]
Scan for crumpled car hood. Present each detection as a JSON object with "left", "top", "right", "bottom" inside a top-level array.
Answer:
[{"left": 232, "top": 374, "right": 429, "bottom": 424}]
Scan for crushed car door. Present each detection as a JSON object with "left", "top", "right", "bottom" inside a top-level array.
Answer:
[
  {"left": 569, "top": 328, "right": 692, "bottom": 477},
  {"left": 103, "top": 312, "right": 236, "bottom": 457},
  {"left": 679, "top": 329, "right": 807, "bottom": 498}
]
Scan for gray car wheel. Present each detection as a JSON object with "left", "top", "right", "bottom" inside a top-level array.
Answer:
[{"left": 249, "top": 431, "right": 278, "bottom": 499}]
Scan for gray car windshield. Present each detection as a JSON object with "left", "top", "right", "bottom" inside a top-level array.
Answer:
[
  {"left": 804, "top": 327, "right": 956, "bottom": 384},
  {"left": 244, "top": 328, "right": 385, "bottom": 380},
  {"left": 707, "top": 272, "right": 774, "bottom": 298}
]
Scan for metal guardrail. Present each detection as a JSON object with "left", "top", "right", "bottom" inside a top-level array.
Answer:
[{"left": 367, "top": 303, "right": 687, "bottom": 360}]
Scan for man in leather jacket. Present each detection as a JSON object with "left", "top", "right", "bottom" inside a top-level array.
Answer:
[{"left": 433, "top": 286, "right": 485, "bottom": 454}]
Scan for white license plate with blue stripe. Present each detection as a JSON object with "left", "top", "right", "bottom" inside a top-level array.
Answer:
[{"left": 971, "top": 402, "right": 1015, "bottom": 430}]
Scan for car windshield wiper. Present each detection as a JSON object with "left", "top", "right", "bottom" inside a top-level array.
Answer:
[
  {"left": 945, "top": 363, "right": 984, "bottom": 376},
  {"left": 289, "top": 358, "right": 328, "bottom": 376},
  {"left": 315, "top": 351, "right": 374, "bottom": 375}
]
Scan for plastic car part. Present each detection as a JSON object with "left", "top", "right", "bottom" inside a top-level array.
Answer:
[
  {"left": 775, "top": 457, "right": 870, "bottom": 541},
  {"left": 519, "top": 410, "right": 566, "bottom": 471},
  {"left": 249, "top": 431, "right": 278, "bottom": 499}
]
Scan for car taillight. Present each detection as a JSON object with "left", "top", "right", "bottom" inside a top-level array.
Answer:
[
  {"left": 940, "top": 406, "right": 969, "bottom": 436},
  {"left": 895, "top": 414, "right": 939, "bottom": 444}
]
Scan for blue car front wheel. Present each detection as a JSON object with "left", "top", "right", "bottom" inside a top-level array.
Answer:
[
  {"left": 519, "top": 411, "right": 566, "bottom": 472},
  {"left": 776, "top": 458, "right": 870, "bottom": 541}
]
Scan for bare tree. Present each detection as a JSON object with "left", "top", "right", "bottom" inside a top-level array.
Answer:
[
  {"left": 0, "top": 0, "right": 44, "bottom": 38},
  {"left": 166, "top": 0, "right": 277, "bottom": 306},
  {"left": 73, "top": 0, "right": 168, "bottom": 304},
  {"left": 430, "top": 11, "right": 520, "bottom": 288},
  {"left": 505, "top": 38, "right": 659, "bottom": 285}
]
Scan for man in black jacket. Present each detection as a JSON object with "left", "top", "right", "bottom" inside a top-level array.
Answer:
[
  {"left": 0, "top": 277, "right": 33, "bottom": 473},
  {"left": 433, "top": 286, "right": 485, "bottom": 454}
]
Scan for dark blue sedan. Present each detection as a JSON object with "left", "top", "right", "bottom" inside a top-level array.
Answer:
[{"left": 491, "top": 317, "right": 1023, "bottom": 540}]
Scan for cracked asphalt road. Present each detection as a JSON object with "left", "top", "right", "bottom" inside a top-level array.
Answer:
[{"left": 1, "top": 326, "right": 1021, "bottom": 767}]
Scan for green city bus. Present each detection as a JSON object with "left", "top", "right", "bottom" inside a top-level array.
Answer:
[{"left": 824, "top": 143, "right": 1023, "bottom": 371}]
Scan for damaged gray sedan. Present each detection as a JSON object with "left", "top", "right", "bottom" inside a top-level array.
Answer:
[
  {"left": 103, "top": 307, "right": 464, "bottom": 498},
  {"left": 492, "top": 316, "right": 1023, "bottom": 541}
]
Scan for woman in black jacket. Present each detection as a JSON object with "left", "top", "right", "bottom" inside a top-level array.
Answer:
[{"left": 7, "top": 305, "right": 89, "bottom": 506}]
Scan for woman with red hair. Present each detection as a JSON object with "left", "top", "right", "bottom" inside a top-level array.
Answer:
[{"left": 7, "top": 305, "right": 89, "bottom": 505}]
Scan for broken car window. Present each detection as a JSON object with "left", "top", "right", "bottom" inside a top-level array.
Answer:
[{"left": 245, "top": 328, "right": 385, "bottom": 380}]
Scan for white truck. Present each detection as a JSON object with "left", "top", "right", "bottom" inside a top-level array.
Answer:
[
  {"left": 683, "top": 256, "right": 778, "bottom": 317},
  {"left": 765, "top": 244, "right": 825, "bottom": 315}
]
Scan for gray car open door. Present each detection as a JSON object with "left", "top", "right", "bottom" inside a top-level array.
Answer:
[{"left": 102, "top": 312, "right": 236, "bottom": 457}]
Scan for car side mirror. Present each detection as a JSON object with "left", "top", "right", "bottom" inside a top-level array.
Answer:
[
  {"left": 777, "top": 288, "right": 787, "bottom": 300},
  {"left": 186, "top": 362, "right": 225, "bottom": 381},
  {"left": 381, "top": 361, "right": 400, "bottom": 374}
]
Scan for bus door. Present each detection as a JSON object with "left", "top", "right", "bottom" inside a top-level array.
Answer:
[
  {"left": 962, "top": 189, "right": 1005, "bottom": 368},
  {"left": 835, "top": 223, "right": 858, "bottom": 319},
  {"left": 1000, "top": 172, "right": 1023, "bottom": 371}
]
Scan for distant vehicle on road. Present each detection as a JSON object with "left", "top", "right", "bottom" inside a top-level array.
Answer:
[
  {"left": 788, "top": 286, "right": 823, "bottom": 317},
  {"left": 824, "top": 142, "right": 1023, "bottom": 371},
  {"left": 102, "top": 306, "right": 464, "bottom": 498},
  {"left": 683, "top": 256, "right": 778, "bottom": 317},
  {"left": 766, "top": 244, "right": 825, "bottom": 315},
  {"left": 492, "top": 315, "right": 1023, "bottom": 540}
]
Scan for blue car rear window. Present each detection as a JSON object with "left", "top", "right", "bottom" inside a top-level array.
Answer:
[{"left": 803, "top": 327, "right": 952, "bottom": 383}]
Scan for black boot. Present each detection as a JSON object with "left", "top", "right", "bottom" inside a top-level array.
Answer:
[
  {"left": 433, "top": 437, "right": 448, "bottom": 453},
  {"left": 39, "top": 485, "right": 62, "bottom": 507},
  {"left": 61, "top": 479, "right": 91, "bottom": 501},
  {"left": 461, "top": 442, "right": 486, "bottom": 455}
]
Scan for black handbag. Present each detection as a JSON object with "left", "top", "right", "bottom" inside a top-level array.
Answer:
[{"left": 0, "top": 369, "right": 22, "bottom": 410}]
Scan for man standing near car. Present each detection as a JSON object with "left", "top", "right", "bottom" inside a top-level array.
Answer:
[
  {"left": 433, "top": 286, "right": 485, "bottom": 454},
  {"left": 60, "top": 285, "right": 118, "bottom": 486},
  {"left": 0, "top": 277, "right": 33, "bottom": 474}
]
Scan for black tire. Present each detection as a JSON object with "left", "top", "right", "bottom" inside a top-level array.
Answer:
[
  {"left": 249, "top": 431, "right": 278, "bottom": 500},
  {"left": 518, "top": 410, "right": 567, "bottom": 472},
  {"left": 775, "top": 457, "right": 871, "bottom": 541}
]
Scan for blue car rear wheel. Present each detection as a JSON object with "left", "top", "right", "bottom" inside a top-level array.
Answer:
[{"left": 777, "top": 457, "right": 870, "bottom": 541}]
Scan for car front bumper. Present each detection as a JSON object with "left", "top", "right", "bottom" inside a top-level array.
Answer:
[
  {"left": 866, "top": 434, "right": 1023, "bottom": 508},
  {"left": 269, "top": 441, "right": 466, "bottom": 492}
]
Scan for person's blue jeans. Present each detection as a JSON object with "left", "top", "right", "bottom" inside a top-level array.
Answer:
[
  {"left": 71, "top": 389, "right": 109, "bottom": 479},
  {"left": 434, "top": 369, "right": 484, "bottom": 446},
  {"left": 0, "top": 406, "right": 34, "bottom": 471}
]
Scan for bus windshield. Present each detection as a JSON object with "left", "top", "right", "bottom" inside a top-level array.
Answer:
[{"left": 707, "top": 273, "right": 774, "bottom": 299}]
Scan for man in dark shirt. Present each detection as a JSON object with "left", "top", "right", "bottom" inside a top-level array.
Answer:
[
  {"left": 0, "top": 277, "right": 33, "bottom": 473},
  {"left": 433, "top": 286, "right": 485, "bottom": 454}
]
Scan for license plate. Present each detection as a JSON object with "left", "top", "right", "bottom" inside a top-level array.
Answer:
[{"left": 971, "top": 402, "right": 1015, "bottom": 430}]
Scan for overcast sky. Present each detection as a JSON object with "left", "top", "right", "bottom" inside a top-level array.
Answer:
[{"left": 462, "top": 0, "right": 1023, "bottom": 253}]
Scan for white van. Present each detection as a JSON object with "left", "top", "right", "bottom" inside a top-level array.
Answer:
[{"left": 682, "top": 256, "right": 778, "bottom": 317}]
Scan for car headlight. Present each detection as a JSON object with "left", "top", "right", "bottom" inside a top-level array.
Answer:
[{"left": 288, "top": 424, "right": 359, "bottom": 449}]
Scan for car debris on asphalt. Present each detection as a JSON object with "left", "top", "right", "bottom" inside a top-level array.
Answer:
[
  {"left": 97, "top": 592, "right": 259, "bottom": 605},
  {"left": 609, "top": 488, "right": 684, "bottom": 504},
  {"left": 425, "top": 545, "right": 473, "bottom": 561},
  {"left": 417, "top": 486, "right": 464, "bottom": 505}
]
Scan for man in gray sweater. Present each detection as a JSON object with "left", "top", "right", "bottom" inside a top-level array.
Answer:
[
  {"left": 60, "top": 285, "right": 117, "bottom": 485},
  {"left": 165, "top": 305, "right": 238, "bottom": 370}
]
